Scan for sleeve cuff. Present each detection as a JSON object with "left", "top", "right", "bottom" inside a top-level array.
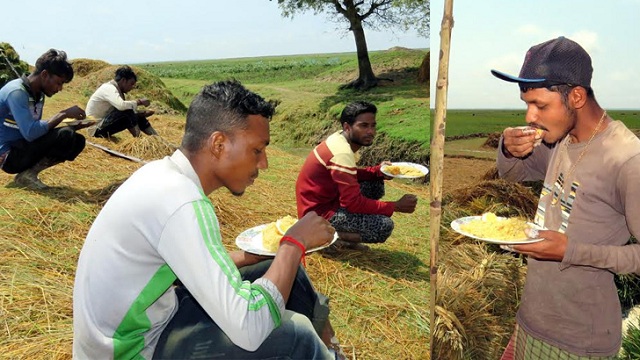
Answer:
[
  {"left": 254, "top": 278, "right": 286, "bottom": 314},
  {"left": 559, "top": 236, "right": 577, "bottom": 270}
]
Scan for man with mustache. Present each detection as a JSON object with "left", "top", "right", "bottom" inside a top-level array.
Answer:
[
  {"left": 494, "top": 36, "right": 640, "bottom": 359},
  {"left": 296, "top": 101, "right": 418, "bottom": 252},
  {"left": 0, "top": 49, "right": 87, "bottom": 189},
  {"left": 73, "top": 80, "right": 341, "bottom": 359}
]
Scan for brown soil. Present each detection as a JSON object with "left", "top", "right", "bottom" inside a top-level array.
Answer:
[{"left": 442, "top": 156, "right": 496, "bottom": 193}]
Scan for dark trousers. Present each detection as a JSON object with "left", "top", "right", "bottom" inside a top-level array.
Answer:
[
  {"left": 329, "top": 180, "right": 394, "bottom": 243},
  {"left": 153, "top": 260, "right": 332, "bottom": 359},
  {"left": 1, "top": 127, "right": 85, "bottom": 174},
  {"left": 93, "top": 109, "right": 152, "bottom": 138}
]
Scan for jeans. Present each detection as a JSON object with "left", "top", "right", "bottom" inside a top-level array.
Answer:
[{"left": 153, "top": 260, "right": 334, "bottom": 360}]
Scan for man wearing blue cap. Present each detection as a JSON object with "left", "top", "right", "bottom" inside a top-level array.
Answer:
[{"left": 493, "top": 37, "right": 640, "bottom": 359}]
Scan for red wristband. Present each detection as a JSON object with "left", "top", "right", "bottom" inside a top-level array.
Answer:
[{"left": 280, "top": 236, "right": 306, "bottom": 266}]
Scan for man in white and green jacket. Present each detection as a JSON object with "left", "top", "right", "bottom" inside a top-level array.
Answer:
[{"left": 73, "top": 80, "right": 339, "bottom": 359}]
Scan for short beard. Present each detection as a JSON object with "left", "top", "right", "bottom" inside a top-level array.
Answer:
[
  {"left": 348, "top": 134, "right": 373, "bottom": 148},
  {"left": 230, "top": 189, "right": 245, "bottom": 197}
]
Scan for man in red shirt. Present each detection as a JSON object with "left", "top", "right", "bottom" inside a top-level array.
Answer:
[{"left": 295, "top": 101, "right": 417, "bottom": 251}]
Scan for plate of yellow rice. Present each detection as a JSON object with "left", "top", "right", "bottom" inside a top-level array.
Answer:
[{"left": 451, "top": 212, "right": 544, "bottom": 244}]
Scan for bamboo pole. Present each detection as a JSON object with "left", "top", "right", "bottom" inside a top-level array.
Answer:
[{"left": 430, "top": 0, "right": 455, "bottom": 356}]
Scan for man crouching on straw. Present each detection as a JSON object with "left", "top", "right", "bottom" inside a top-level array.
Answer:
[{"left": 73, "top": 80, "right": 343, "bottom": 359}]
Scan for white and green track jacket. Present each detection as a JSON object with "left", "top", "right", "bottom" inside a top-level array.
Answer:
[{"left": 73, "top": 150, "right": 284, "bottom": 359}]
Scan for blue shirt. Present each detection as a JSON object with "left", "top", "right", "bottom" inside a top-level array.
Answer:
[{"left": 0, "top": 77, "right": 50, "bottom": 155}]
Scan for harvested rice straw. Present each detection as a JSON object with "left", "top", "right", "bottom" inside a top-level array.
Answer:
[{"left": 116, "top": 135, "right": 177, "bottom": 160}]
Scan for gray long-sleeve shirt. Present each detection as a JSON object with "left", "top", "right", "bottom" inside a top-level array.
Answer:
[{"left": 497, "top": 120, "right": 640, "bottom": 356}]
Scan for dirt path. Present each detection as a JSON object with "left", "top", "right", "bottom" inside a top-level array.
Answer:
[{"left": 442, "top": 156, "right": 496, "bottom": 193}]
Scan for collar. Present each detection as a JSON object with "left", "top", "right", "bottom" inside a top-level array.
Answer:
[
  {"left": 20, "top": 75, "right": 43, "bottom": 102},
  {"left": 169, "top": 149, "right": 203, "bottom": 191}
]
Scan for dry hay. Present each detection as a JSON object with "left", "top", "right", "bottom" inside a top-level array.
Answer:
[
  {"left": 70, "top": 58, "right": 110, "bottom": 77},
  {"left": 483, "top": 132, "right": 501, "bottom": 149},
  {"left": 358, "top": 133, "right": 429, "bottom": 173},
  {"left": 116, "top": 135, "right": 178, "bottom": 161},
  {"left": 433, "top": 244, "right": 525, "bottom": 359},
  {"left": 433, "top": 177, "right": 531, "bottom": 358},
  {"left": 481, "top": 165, "right": 500, "bottom": 181},
  {"left": 444, "top": 179, "right": 538, "bottom": 219}
]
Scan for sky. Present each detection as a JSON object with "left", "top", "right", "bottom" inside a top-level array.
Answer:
[
  {"left": 430, "top": 0, "right": 640, "bottom": 109},
  {"left": 2, "top": 0, "right": 426, "bottom": 65}
]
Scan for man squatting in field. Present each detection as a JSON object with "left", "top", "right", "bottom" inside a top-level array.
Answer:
[
  {"left": 494, "top": 36, "right": 640, "bottom": 359},
  {"left": 295, "top": 101, "right": 418, "bottom": 252},
  {"left": 0, "top": 49, "right": 88, "bottom": 189},
  {"left": 73, "top": 80, "right": 345, "bottom": 359},
  {"left": 86, "top": 65, "right": 158, "bottom": 138}
]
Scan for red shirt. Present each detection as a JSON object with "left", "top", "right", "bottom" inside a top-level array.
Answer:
[{"left": 295, "top": 131, "right": 395, "bottom": 219}]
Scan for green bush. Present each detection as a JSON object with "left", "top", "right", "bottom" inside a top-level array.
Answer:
[{"left": 620, "top": 322, "right": 640, "bottom": 359}]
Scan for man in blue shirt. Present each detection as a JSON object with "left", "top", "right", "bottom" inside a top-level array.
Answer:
[{"left": 0, "top": 49, "right": 88, "bottom": 189}]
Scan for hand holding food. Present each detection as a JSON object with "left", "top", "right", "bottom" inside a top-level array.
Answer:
[
  {"left": 261, "top": 213, "right": 334, "bottom": 252},
  {"left": 502, "top": 126, "right": 544, "bottom": 158}
]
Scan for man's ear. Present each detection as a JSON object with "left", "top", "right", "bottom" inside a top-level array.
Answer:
[
  {"left": 209, "top": 131, "right": 226, "bottom": 158},
  {"left": 570, "top": 86, "right": 588, "bottom": 109}
]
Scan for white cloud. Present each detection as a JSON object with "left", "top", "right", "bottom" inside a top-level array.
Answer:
[{"left": 567, "top": 30, "right": 599, "bottom": 54}]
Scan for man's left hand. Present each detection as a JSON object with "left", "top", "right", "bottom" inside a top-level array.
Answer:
[
  {"left": 230, "top": 250, "right": 271, "bottom": 267},
  {"left": 380, "top": 160, "right": 393, "bottom": 180},
  {"left": 510, "top": 229, "right": 567, "bottom": 261}
]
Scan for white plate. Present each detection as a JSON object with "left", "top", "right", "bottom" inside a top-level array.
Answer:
[
  {"left": 236, "top": 224, "right": 338, "bottom": 256},
  {"left": 381, "top": 162, "right": 429, "bottom": 179},
  {"left": 61, "top": 118, "right": 98, "bottom": 126},
  {"left": 450, "top": 215, "right": 544, "bottom": 245}
]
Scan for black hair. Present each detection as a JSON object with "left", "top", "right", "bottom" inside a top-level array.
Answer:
[
  {"left": 33, "top": 49, "right": 74, "bottom": 82},
  {"left": 114, "top": 65, "right": 137, "bottom": 82},
  {"left": 339, "top": 101, "right": 377, "bottom": 126},
  {"left": 520, "top": 84, "right": 596, "bottom": 107},
  {"left": 181, "top": 79, "right": 276, "bottom": 152}
]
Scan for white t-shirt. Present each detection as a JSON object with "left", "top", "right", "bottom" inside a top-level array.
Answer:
[
  {"left": 73, "top": 150, "right": 285, "bottom": 359},
  {"left": 85, "top": 80, "right": 138, "bottom": 118}
]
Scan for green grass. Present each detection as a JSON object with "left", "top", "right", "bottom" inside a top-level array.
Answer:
[
  {"left": 150, "top": 50, "right": 430, "bottom": 161},
  {"left": 441, "top": 109, "right": 640, "bottom": 138}
]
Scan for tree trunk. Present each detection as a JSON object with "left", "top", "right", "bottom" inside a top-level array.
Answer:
[
  {"left": 342, "top": 6, "right": 378, "bottom": 90},
  {"left": 418, "top": 51, "right": 429, "bottom": 83}
]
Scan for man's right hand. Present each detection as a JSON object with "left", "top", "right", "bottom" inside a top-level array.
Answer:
[
  {"left": 63, "top": 105, "right": 86, "bottom": 120},
  {"left": 283, "top": 211, "right": 335, "bottom": 250},
  {"left": 502, "top": 127, "right": 540, "bottom": 158},
  {"left": 137, "top": 98, "right": 151, "bottom": 107},
  {"left": 395, "top": 194, "right": 418, "bottom": 213}
]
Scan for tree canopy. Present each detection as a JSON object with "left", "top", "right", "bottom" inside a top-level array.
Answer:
[{"left": 271, "top": 0, "right": 429, "bottom": 90}]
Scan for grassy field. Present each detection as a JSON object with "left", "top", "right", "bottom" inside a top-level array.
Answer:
[
  {"left": 442, "top": 109, "right": 640, "bottom": 138},
  {"left": 440, "top": 109, "right": 640, "bottom": 159},
  {"left": 140, "top": 49, "right": 429, "bottom": 158},
  {"left": 0, "top": 50, "right": 429, "bottom": 359}
]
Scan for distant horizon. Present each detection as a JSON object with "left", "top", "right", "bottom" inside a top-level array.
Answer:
[
  {"left": 430, "top": 0, "right": 639, "bottom": 109},
  {"left": 130, "top": 46, "right": 429, "bottom": 65}
]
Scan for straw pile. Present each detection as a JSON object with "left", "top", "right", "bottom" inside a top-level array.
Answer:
[
  {"left": 116, "top": 135, "right": 178, "bottom": 161},
  {"left": 482, "top": 132, "right": 501, "bottom": 148},
  {"left": 434, "top": 179, "right": 534, "bottom": 359}
]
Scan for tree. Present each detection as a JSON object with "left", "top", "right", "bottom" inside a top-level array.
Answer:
[
  {"left": 271, "top": 0, "right": 429, "bottom": 90},
  {"left": 0, "top": 43, "right": 29, "bottom": 88}
]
